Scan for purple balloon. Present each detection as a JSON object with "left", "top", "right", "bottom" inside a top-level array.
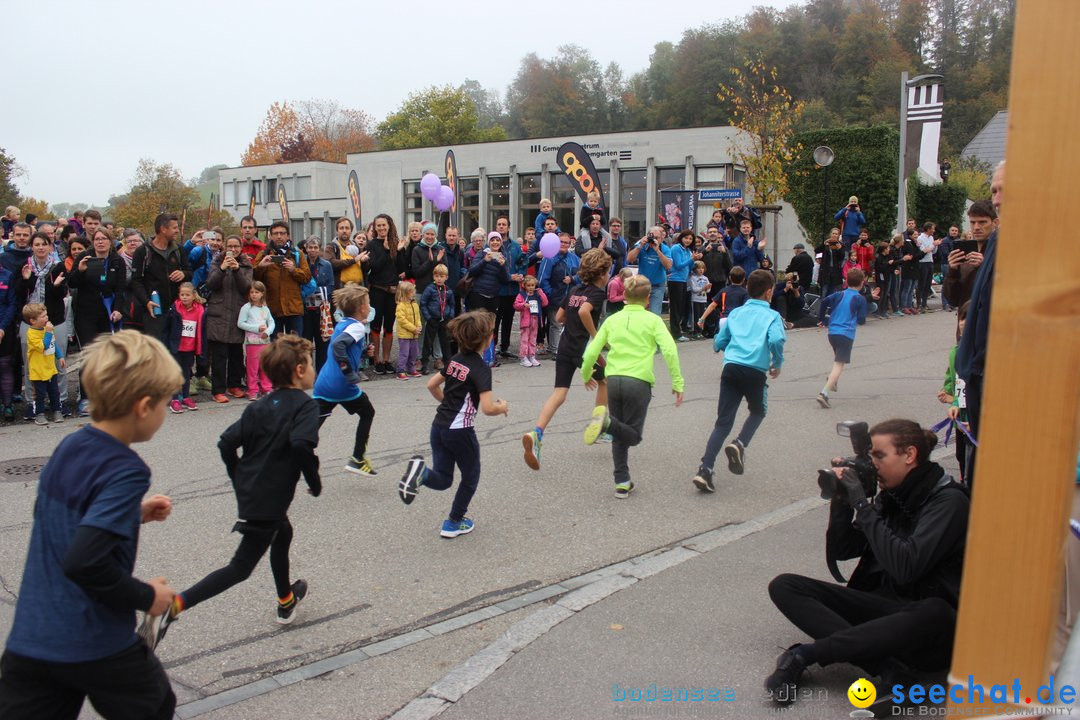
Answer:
[
  {"left": 539, "top": 232, "right": 560, "bottom": 258},
  {"left": 420, "top": 173, "right": 441, "bottom": 201},
  {"left": 434, "top": 185, "right": 455, "bottom": 212}
]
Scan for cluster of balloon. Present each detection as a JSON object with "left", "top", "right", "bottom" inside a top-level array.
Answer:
[
  {"left": 538, "top": 232, "right": 560, "bottom": 258},
  {"left": 420, "top": 172, "right": 455, "bottom": 212}
]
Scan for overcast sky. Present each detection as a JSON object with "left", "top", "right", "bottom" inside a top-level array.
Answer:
[{"left": 7, "top": 0, "right": 799, "bottom": 207}]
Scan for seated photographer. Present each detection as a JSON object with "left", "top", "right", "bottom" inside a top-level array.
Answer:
[
  {"left": 770, "top": 272, "right": 813, "bottom": 328},
  {"left": 765, "top": 419, "right": 969, "bottom": 708}
]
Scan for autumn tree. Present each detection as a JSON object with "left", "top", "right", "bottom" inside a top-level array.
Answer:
[
  {"left": 241, "top": 100, "right": 374, "bottom": 165},
  {"left": 376, "top": 86, "right": 507, "bottom": 151},
  {"left": 717, "top": 59, "right": 804, "bottom": 205},
  {"left": 18, "top": 197, "right": 54, "bottom": 220},
  {"left": 110, "top": 159, "right": 201, "bottom": 235},
  {"left": 0, "top": 147, "right": 23, "bottom": 211}
]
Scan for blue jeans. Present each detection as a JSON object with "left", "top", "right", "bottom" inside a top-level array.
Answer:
[
  {"left": 700, "top": 363, "right": 768, "bottom": 472},
  {"left": 272, "top": 314, "right": 303, "bottom": 337},
  {"left": 424, "top": 425, "right": 481, "bottom": 522},
  {"left": 648, "top": 285, "right": 665, "bottom": 315},
  {"left": 900, "top": 279, "right": 916, "bottom": 309}
]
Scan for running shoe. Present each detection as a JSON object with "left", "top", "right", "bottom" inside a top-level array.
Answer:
[
  {"left": 614, "top": 481, "right": 635, "bottom": 498},
  {"left": 440, "top": 517, "right": 475, "bottom": 538},
  {"left": 399, "top": 455, "right": 424, "bottom": 505},
  {"left": 522, "top": 431, "right": 541, "bottom": 470},
  {"left": 276, "top": 579, "right": 308, "bottom": 625},
  {"left": 345, "top": 456, "right": 377, "bottom": 477}
]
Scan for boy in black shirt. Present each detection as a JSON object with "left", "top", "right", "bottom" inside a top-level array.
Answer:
[
  {"left": 153, "top": 335, "right": 321, "bottom": 645},
  {"left": 398, "top": 312, "right": 509, "bottom": 537},
  {"left": 697, "top": 266, "right": 749, "bottom": 333},
  {"left": 522, "top": 248, "right": 612, "bottom": 470}
]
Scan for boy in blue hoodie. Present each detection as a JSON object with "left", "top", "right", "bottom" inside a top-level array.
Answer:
[
  {"left": 815, "top": 267, "right": 869, "bottom": 409},
  {"left": 692, "top": 269, "right": 786, "bottom": 493}
]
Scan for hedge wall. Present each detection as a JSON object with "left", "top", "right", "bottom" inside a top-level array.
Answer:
[{"left": 784, "top": 125, "right": 900, "bottom": 245}]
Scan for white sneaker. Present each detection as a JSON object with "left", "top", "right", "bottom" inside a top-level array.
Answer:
[
  {"left": 520, "top": 358, "right": 532, "bottom": 367},
  {"left": 530, "top": 356, "right": 541, "bottom": 366}
]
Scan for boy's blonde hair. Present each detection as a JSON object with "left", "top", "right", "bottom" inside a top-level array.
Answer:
[
  {"left": 433, "top": 263, "right": 448, "bottom": 277},
  {"left": 21, "top": 303, "right": 47, "bottom": 324},
  {"left": 82, "top": 330, "right": 183, "bottom": 421},
  {"left": 4, "top": 206, "right": 19, "bottom": 218},
  {"left": 395, "top": 282, "right": 416, "bottom": 304},
  {"left": 539, "top": 198, "right": 552, "bottom": 208},
  {"left": 332, "top": 282, "right": 369, "bottom": 317},
  {"left": 261, "top": 334, "right": 315, "bottom": 388},
  {"left": 586, "top": 190, "right": 600, "bottom": 202},
  {"left": 693, "top": 260, "right": 705, "bottom": 272},
  {"left": 623, "top": 275, "right": 651, "bottom": 304},
  {"left": 522, "top": 274, "right": 538, "bottom": 289}
]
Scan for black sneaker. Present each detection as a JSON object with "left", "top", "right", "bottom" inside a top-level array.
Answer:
[
  {"left": 399, "top": 456, "right": 424, "bottom": 505},
  {"left": 374, "top": 363, "right": 387, "bottom": 375},
  {"left": 276, "top": 579, "right": 308, "bottom": 625},
  {"left": 692, "top": 466, "right": 715, "bottom": 493},
  {"left": 816, "top": 392, "right": 831, "bottom": 409},
  {"left": 764, "top": 644, "right": 807, "bottom": 706},
  {"left": 724, "top": 439, "right": 745, "bottom": 475},
  {"left": 502, "top": 350, "right": 517, "bottom": 359}
]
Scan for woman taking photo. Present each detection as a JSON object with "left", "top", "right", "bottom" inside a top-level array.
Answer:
[{"left": 204, "top": 235, "right": 252, "bottom": 403}]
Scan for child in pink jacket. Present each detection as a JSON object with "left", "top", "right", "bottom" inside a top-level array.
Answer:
[{"left": 513, "top": 275, "right": 548, "bottom": 367}]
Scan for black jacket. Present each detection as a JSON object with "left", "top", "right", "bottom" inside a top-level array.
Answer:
[
  {"left": 218, "top": 387, "right": 321, "bottom": 522},
  {"left": 784, "top": 252, "right": 815, "bottom": 293},
  {"left": 16, "top": 262, "right": 67, "bottom": 325},
  {"left": 130, "top": 241, "right": 191, "bottom": 323},
  {"left": 66, "top": 251, "right": 127, "bottom": 348},
  {"left": 363, "top": 240, "right": 406, "bottom": 290},
  {"left": 827, "top": 462, "right": 969, "bottom": 606},
  {"left": 816, "top": 245, "right": 846, "bottom": 287},
  {"left": 411, "top": 242, "right": 443, "bottom": 293},
  {"left": 899, "top": 239, "right": 925, "bottom": 280}
]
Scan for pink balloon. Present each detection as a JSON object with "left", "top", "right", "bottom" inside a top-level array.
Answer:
[
  {"left": 539, "top": 232, "right": 560, "bottom": 257},
  {"left": 435, "top": 185, "right": 455, "bottom": 212}
]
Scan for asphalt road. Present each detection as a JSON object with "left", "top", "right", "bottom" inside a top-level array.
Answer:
[{"left": 0, "top": 307, "right": 960, "bottom": 719}]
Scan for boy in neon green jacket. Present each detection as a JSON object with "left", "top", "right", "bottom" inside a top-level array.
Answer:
[{"left": 581, "top": 274, "right": 684, "bottom": 498}]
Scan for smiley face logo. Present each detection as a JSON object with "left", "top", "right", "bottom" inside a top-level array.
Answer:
[{"left": 847, "top": 678, "right": 876, "bottom": 708}]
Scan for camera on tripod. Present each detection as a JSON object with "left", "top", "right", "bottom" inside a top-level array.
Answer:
[{"left": 817, "top": 421, "right": 878, "bottom": 502}]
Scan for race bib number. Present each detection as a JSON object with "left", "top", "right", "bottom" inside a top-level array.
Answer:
[
  {"left": 181, "top": 319, "right": 197, "bottom": 338},
  {"left": 528, "top": 299, "right": 540, "bottom": 315}
]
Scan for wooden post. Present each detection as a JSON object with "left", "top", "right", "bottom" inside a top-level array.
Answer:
[{"left": 949, "top": 0, "right": 1080, "bottom": 714}]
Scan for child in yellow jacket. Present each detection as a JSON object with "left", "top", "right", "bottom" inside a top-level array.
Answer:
[
  {"left": 24, "top": 303, "right": 66, "bottom": 424},
  {"left": 395, "top": 282, "right": 422, "bottom": 379}
]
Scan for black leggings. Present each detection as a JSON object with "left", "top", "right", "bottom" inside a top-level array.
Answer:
[
  {"left": 667, "top": 281, "right": 687, "bottom": 337},
  {"left": 181, "top": 518, "right": 294, "bottom": 607},
  {"left": 369, "top": 287, "right": 396, "bottom": 334},
  {"left": 768, "top": 573, "right": 955, "bottom": 672},
  {"left": 495, "top": 294, "right": 516, "bottom": 352},
  {"left": 317, "top": 394, "right": 375, "bottom": 460}
]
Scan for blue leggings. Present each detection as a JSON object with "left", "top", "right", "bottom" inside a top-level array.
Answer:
[{"left": 424, "top": 425, "right": 481, "bottom": 522}]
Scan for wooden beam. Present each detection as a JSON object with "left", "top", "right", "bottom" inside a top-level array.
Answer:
[{"left": 949, "top": 0, "right": 1080, "bottom": 714}]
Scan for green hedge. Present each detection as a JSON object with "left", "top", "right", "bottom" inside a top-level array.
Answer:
[
  {"left": 784, "top": 125, "right": 899, "bottom": 245},
  {"left": 908, "top": 177, "right": 968, "bottom": 232}
]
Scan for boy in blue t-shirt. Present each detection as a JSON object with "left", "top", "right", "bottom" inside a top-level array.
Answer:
[
  {"left": 314, "top": 284, "right": 378, "bottom": 476},
  {"left": 0, "top": 331, "right": 182, "bottom": 720},
  {"left": 816, "top": 267, "right": 869, "bottom": 409}
]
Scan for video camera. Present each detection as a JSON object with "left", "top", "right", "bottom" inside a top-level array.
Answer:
[{"left": 817, "top": 421, "right": 878, "bottom": 502}]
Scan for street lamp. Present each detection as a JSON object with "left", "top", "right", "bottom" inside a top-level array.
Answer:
[{"left": 813, "top": 146, "right": 835, "bottom": 245}]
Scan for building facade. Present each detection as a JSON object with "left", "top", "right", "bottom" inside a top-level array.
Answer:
[{"left": 219, "top": 126, "right": 802, "bottom": 264}]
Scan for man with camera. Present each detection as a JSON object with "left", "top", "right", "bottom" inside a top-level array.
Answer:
[
  {"left": 626, "top": 226, "right": 673, "bottom": 316},
  {"left": 834, "top": 196, "right": 867, "bottom": 251},
  {"left": 765, "top": 419, "right": 969, "bottom": 712},
  {"left": 253, "top": 221, "right": 312, "bottom": 337},
  {"left": 785, "top": 243, "right": 814, "bottom": 295}
]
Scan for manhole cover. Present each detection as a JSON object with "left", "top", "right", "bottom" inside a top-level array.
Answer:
[{"left": 0, "top": 457, "right": 50, "bottom": 482}]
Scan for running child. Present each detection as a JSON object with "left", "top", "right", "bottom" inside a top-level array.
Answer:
[
  {"left": 237, "top": 281, "right": 274, "bottom": 400},
  {"left": 314, "top": 283, "right": 378, "bottom": 476},
  {"left": 815, "top": 267, "right": 869, "bottom": 409},
  {"left": 696, "top": 265, "right": 748, "bottom": 333},
  {"left": 397, "top": 311, "right": 510, "bottom": 538},
  {"left": 692, "top": 269, "right": 786, "bottom": 492},
  {"left": 23, "top": 303, "right": 66, "bottom": 424},
  {"left": 581, "top": 275, "right": 684, "bottom": 498},
  {"left": 0, "top": 331, "right": 181, "bottom": 719},
  {"left": 154, "top": 335, "right": 321, "bottom": 645},
  {"left": 513, "top": 274, "right": 547, "bottom": 367},
  {"left": 395, "top": 282, "right": 422, "bottom": 379},
  {"left": 522, "top": 248, "right": 612, "bottom": 471},
  {"left": 164, "top": 282, "right": 204, "bottom": 414}
]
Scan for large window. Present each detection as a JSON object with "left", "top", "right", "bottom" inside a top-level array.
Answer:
[
  {"left": 619, "top": 169, "right": 647, "bottom": 241},
  {"left": 550, "top": 172, "right": 576, "bottom": 234},
  {"left": 459, "top": 178, "right": 480, "bottom": 236},
  {"left": 222, "top": 182, "right": 236, "bottom": 206},
  {"left": 290, "top": 219, "right": 304, "bottom": 240},
  {"left": 487, "top": 175, "right": 510, "bottom": 230},
  {"left": 517, "top": 173, "right": 541, "bottom": 237},
  {"left": 294, "top": 176, "right": 312, "bottom": 201},
  {"left": 265, "top": 178, "right": 277, "bottom": 205},
  {"left": 404, "top": 181, "right": 423, "bottom": 227}
]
